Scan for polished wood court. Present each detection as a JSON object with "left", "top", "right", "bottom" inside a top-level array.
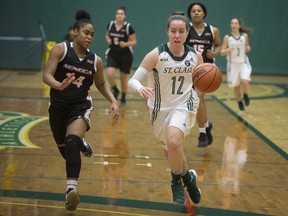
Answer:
[{"left": 0, "top": 70, "right": 287, "bottom": 216}]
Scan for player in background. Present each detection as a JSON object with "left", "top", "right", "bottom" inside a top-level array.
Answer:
[
  {"left": 186, "top": 2, "right": 221, "bottom": 147},
  {"left": 220, "top": 18, "right": 252, "bottom": 112},
  {"left": 105, "top": 6, "right": 137, "bottom": 105},
  {"left": 63, "top": 26, "right": 74, "bottom": 42},
  {"left": 43, "top": 9, "right": 119, "bottom": 211},
  {"left": 128, "top": 14, "right": 202, "bottom": 205}
]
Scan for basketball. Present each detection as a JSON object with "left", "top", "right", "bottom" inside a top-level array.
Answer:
[{"left": 192, "top": 63, "right": 222, "bottom": 93}]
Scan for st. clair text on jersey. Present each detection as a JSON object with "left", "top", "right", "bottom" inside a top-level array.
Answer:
[{"left": 163, "top": 66, "right": 194, "bottom": 74}]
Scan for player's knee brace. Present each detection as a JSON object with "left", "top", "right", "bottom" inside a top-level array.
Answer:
[{"left": 65, "top": 134, "right": 82, "bottom": 178}]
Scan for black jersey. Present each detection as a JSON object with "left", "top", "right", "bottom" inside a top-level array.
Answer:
[
  {"left": 50, "top": 42, "right": 97, "bottom": 106},
  {"left": 106, "top": 21, "right": 135, "bottom": 53},
  {"left": 185, "top": 23, "right": 214, "bottom": 63}
]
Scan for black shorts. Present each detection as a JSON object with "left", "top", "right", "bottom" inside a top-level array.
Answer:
[
  {"left": 106, "top": 49, "right": 133, "bottom": 74},
  {"left": 48, "top": 97, "right": 93, "bottom": 144}
]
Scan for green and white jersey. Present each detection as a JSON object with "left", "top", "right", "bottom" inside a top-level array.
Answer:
[
  {"left": 227, "top": 33, "right": 248, "bottom": 64},
  {"left": 147, "top": 43, "right": 199, "bottom": 114}
]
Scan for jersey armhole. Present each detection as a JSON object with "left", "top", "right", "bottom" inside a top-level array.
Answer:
[
  {"left": 94, "top": 54, "right": 98, "bottom": 72},
  {"left": 107, "top": 21, "right": 114, "bottom": 31},
  {"left": 59, "top": 42, "right": 67, "bottom": 62},
  {"left": 209, "top": 24, "right": 215, "bottom": 39},
  {"left": 126, "top": 23, "right": 130, "bottom": 35}
]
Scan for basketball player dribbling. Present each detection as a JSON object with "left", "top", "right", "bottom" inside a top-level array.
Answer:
[{"left": 128, "top": 13, "right": 202, "bottom": 205}]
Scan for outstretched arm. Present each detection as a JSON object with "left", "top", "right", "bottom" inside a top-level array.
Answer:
[{"left": 94, "top": 57, "right": 119, "bottom": 119}]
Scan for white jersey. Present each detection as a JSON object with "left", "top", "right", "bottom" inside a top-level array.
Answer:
[
  {"left": 227, "top": 34, "right": 248, "bottom": 64},
  {"left": 147, "top": 43, "right": 199, "bottom": 122}
]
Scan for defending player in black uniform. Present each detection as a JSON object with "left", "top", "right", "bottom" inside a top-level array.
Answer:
[
  {"left": 105, "top": 6, "right": 137, "bottom": 105},
  {"left": 186, "top": 2, "right": 221, "bottom": 147},
  {"left": 43, "top": 9, "right": 119, "bottom": 211}
]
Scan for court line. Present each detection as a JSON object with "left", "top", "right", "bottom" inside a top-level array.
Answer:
[
  {"left": 0, "top": 150, "right": 287, "bottom": 165},
  {"left": 0, "top": 72, "right": 12, "bottom": 83},
  {"left": 212, "top": 95, "right": 288, "bottom": 160},
  {"left": 0, "top": 189, "right": 269, "bottom": 216},
  {"left": 0, "top": 175, "right": 287, "bottom": 189},
  {"left": 0, "top": 201, "right": 152, "bottom": 216}
]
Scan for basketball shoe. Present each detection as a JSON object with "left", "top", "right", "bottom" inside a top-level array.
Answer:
[
  {"left": 243, "top": 93, "right": 250, "bottom": 106},
  {"left": 80, "top": 138, "right": 92, "bottom": 157},
  {"left": 65, "top": 188, "right": 80, "bottom": 211},
  {"left": 171, "top": 180, "right": 185, "bottom": 205},
  {"left": 183, "top": 169, "right": 201, "bottom": 204},
  {"left": 198, "top": 133, "right": 208, "bottom": 147},
  {"left": 206, "top": 121, "right": 213, "bottom": 145},
  {"left": 238, "top": 101, "right": 245, "bottom": 112}
]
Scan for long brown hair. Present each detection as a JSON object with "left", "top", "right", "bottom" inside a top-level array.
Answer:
[{"left": 232, "top": 18, "right": 253, "bottom": 34}]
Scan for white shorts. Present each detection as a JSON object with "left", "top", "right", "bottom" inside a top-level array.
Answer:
[
  {"left": 227, "top": 58, "right": 252, "bottom": 88},
  {"left": 150, "top": 104, "right": 198, "bottom": 150}
]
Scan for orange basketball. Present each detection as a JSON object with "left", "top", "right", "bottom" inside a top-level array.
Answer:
[{"left": 192, "top": 63, "right": 222, "bottom": 93}]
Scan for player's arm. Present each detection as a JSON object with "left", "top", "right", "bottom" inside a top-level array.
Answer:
[
  {"left": 220, "top": 35, "right": 231, "bottom": 56},
  {"left": 105, "top": 31, "right": 112, "bottom": 46},
  {"left": 94, "top": 57, "right": 119, "bottom": 118},
  {"left": 206, "top": 27, "right": 221, "bottom": 59},
  {"left": 120, "top": 33, "right": 137, "bottom": 48},
  {"left": 43, "top": 43, "right": 75, "bottom": 90},
  {"left": 94, "top": 57, "right": 117, "bottom": 104},
  {"left": 244, "top": 33, "right": 251, "bottom": 53},
  {"left": 128, "top": 48, "right": 157, "bottom": 99},
  {"left": 213, "top": 27, "right": 222, "bottom": 56}
]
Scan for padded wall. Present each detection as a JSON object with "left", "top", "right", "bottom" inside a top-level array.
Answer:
[
  {"left": 0, "top": 0, "right": 45, "bottom": 70},
  {"left": 2, "top": 0, "right": 287, "bottom": 74}
]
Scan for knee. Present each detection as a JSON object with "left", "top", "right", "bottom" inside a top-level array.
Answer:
[
  {"left": 166, "top": 137, "right": 182, "bottom": 151},
  {"left": 65, "top": 135, "right": 82, "bottom": 164}
]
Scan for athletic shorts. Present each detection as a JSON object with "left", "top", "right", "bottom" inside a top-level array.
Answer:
[
  {"left": 48, "top": 96, "right": 93, "bottom": 144},
  {"left": 227, "top": 58, "right": 252, "bottom": 88},
  {"left": 105, "top": 49, "right": 133, "bottom": 74},
  {"left": 150, "top": 104, "right": 198, "bottom": 150}
]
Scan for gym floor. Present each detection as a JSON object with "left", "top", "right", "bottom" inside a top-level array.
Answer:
[{"left": 0, "top": 70, "right": 287, "bottom": 216}]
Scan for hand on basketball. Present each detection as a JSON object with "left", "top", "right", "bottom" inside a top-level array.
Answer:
[
  {"left": 138, "top": 87, "right": 154, "bottom": 99},
  {"left": 59, "top": 73, "right": 76, "bottom": 90}
]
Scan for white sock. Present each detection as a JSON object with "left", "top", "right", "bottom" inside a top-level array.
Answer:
[
  {"left": 205, "top": 121, "right": 209, "bottom": 128},
  {"left": 67, "top": 180, "right": 78, "bottom": 191},
  {"left": 199, "top": 127, "right": 206, "bottom": 133}
]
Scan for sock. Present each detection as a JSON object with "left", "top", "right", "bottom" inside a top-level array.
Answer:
[
  {"left": 121, "top": 93, "right": 126, "bottom": 100},
  {"left": 205, "top": 121, "right": 209, "bottom": 128},
  {"left": 67, "top": 180, "right": 78, "bottom": 191},
  {"left": 181, "top": 170, "right": 192, "bottom": 184},
  {"left": 112, "top": 85, "right": 118, "bottom": 91},
  {"left": 199, "top": 127, "right": 206, "bottom": 133},
  {"left": 171, "top": 171, "right": 182, "bottom": 184}
]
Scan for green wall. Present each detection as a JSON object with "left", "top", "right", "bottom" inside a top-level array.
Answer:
[{"left": 1, "top": 0, "right": 287, "bottom": 74}]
